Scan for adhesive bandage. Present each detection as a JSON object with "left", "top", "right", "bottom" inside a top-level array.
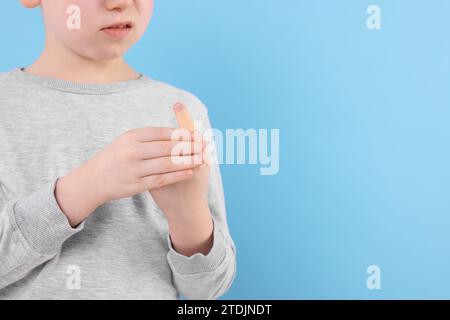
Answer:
[{"left": 174, "top": 103, "right": 195, "bottom": 131}]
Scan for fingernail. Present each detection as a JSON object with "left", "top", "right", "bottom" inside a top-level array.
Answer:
[{"left": 174, "top": 103, "right": 183, "bottom": 113}]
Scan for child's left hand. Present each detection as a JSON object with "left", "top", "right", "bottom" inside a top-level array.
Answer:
[
  {"left": 149, "top": 142, "right": 210, "bottom": 223},
  {"left": 149, "top": 105, "right": 211, "bottom": 224}
]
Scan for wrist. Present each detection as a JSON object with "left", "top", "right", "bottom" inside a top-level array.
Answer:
[
  {"left": 169, "top": 226, "right": 214, "bottom": 257},
  {"left": 55, "top": 164, "right": 104, "bottom": 227},
  {"left": 167, "top": 205, "right": 214, "bottom": 256},
  {"left": 165, "top": 196, "right": 210, "bottom": 226}
]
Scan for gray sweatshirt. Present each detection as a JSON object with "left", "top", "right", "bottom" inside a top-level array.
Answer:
[{"left": 0, "top": 68, "right": 236, "bottom": 300}]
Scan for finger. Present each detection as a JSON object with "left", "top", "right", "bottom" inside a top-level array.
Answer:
[
  {"left": 171, "top": 127, "right": 196, "bottom": 142},
  {"left": 173, "top": 102, "right": 195, "bottom": 131},
  {"left": 137, "top": 154, "right": 203, "bottom": 177},
  {"left": 130, "top": 127, "right": 191, "bottom": 142},
  {"left": 192, "top": 129, "right": 203, "bottom": 143},
  {"left": 141, "top": 169, "right": 194, "bottom": 190},
  {"left": 137, "top": 140, "right": 203, "bottom": 159},
  {"left": 202, "top": 140, "right": 214, "bottom": 165}
]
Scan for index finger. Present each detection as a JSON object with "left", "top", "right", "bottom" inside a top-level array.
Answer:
[{"left": 174, "top": 102, "right": 195, "bottom": 131}]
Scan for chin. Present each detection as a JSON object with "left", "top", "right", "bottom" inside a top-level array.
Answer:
[{"left": 85, "top": 46, "right": 129, "bottom": 61}]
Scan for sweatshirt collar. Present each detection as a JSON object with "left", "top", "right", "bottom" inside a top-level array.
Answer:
[{"left": 9, "top": 67, "right": 153, "bottom": 95}]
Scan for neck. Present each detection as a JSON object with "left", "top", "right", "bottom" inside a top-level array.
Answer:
[{"left": 25, "top": 36, "right": 140, "bottom": 83}]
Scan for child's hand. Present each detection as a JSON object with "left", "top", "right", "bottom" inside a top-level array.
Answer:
[
  {"left": 149, "top": 103, "right": 211, "bottom": 224},
  {"left": 57, "top": 126, "right": 203, "bottom": 227},
  {"left": 148, "top": 103, "right": 215, "bottom": 256},
  {"left": 56, "top": 105, "right": 206, "bottom": 228},
  {"left": 149, "top": 132, "right": 211, "bottom": 224},
  {"left": 83, "top": 126, "right": 204, "bottom": 204}
]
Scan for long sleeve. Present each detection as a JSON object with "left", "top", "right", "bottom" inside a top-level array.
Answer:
[
  {"left": 0, "top": 177, "right": 85, "bottom": 290},
  {"left": 165, "top": 95, "right": 237, "bottom": 300}
]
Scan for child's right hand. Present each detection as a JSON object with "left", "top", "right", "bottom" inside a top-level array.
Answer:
[
  {"left": 89, "top": 127, "right": 204, "bottom": 203},
  {"left": 55, "top": 127, "right": 203, "bottom": 227}
]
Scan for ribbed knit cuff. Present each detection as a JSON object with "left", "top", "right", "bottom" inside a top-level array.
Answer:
[
  {"left": 166, "top": 217, "right": 228, "bottom": 275},
  {"left": 12, "top": 177, "right": 85, "bottom": 255}
]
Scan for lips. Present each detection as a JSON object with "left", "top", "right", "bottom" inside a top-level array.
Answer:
[
  {"left": 101, "top": 21, "right": 133, "bottom": 30},
  {"left": 101, "top": 21, "right": 133, "bottom": 40}
]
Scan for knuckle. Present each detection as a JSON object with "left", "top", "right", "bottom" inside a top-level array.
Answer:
[
  {"left": 122, "top": 146, "right": 137, "bottom": 160},
  {"left": 123, "top": 129, "right": 135, "bottom": 139},
  {"left": 129, "top": 163, "right": 141, "bottom": 178},
  {"left": 164, "top": 158, "right": 175, "bottom": 171},
  {"left": 169, "top": 141, "right": 180, "bottom": 156},
  {"left": 155, "top": 127, "right": 166, "bottom": 140},
  {"left": 154, "top": 174, "right": 166, "bottom": 187}
]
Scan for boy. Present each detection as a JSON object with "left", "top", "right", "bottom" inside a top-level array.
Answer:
[{"left": 0, "top": 0, "right": 236, "bottom": 299}]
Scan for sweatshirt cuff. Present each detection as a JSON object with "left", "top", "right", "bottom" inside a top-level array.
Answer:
[
  {"left": 12, "top": 177, "right": 85, "bottom": 255},
  {"left": 166, "top": 217, "right": 228, "bottom": 275}
]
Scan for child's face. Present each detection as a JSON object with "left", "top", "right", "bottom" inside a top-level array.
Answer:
[{"left": 29, "top": 0, "right": 154, "bottom": 60}]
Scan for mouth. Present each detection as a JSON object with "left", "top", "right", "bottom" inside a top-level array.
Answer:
[
  {"left": 100, "top": 21, "right": 133, "bottom": 39},
  {"left": 101, "top": 21, "right": 133, "bottom": 30}
]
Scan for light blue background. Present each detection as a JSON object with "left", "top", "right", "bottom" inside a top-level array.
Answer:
[{"left": 2, "top": 0, "right": 450, "bottom": 299}]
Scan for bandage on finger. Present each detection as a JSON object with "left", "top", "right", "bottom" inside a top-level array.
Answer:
[
  {"left": 173, "top": 102, "right": 214, "bottom": 167},
  {"left": 173, "top": 103, "right": 195, "bottom": 131}
]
